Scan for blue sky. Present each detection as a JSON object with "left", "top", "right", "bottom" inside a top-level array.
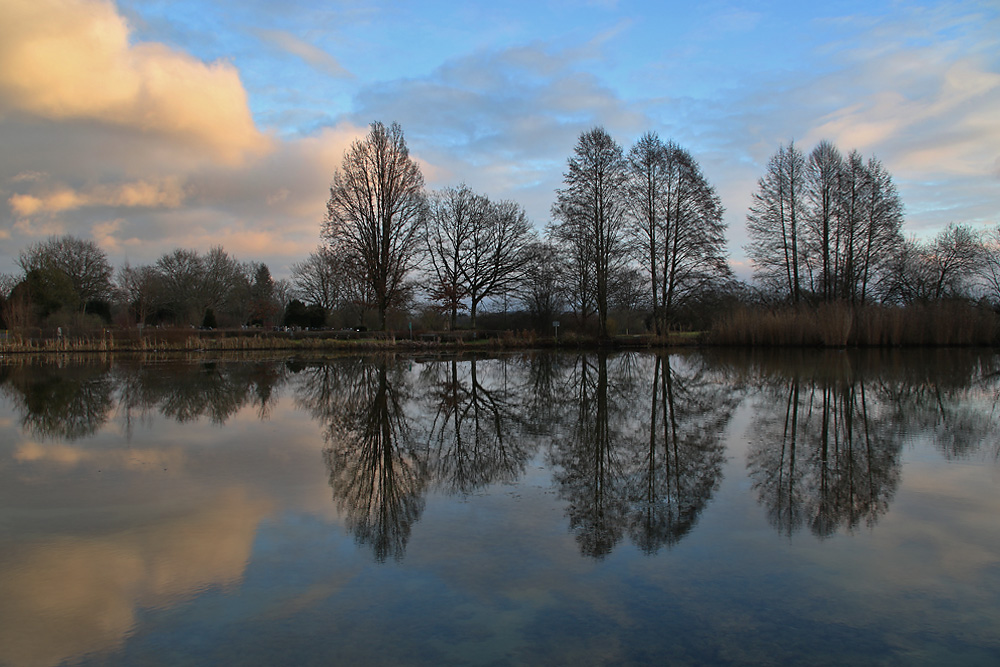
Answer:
[{"left": 1, "top": 0, "right": 997, "bottom": 280}]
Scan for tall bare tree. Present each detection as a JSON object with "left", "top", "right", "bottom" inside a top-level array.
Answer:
[
  {"left": 323, "top": 121, "right": 426, "bottom": 330},
  {"left": 552, "top": 127, "right": 629, "bottom": 339},
  {"left": 751, "top": 141, "right": 904, "bottom": 305},
  {"left": 804, "top": 140, "right": 843, "bottom": 300},
  {"left": 628, "top": 133, "right": 731, "bottom": 333},
  {"left": 747, "top": 142, "right": 807, "bottom": 303},
  {"left": 856, "top": 156, "right": 904, "bottom": 304}
]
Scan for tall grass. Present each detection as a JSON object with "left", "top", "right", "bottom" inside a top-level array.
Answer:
[{"left": 709, "top": 302, "right": 1000, "bottom": 347}]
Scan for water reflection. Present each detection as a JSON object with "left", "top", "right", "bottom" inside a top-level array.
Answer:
[
  {"left": 0, "top": 361, "right": 115, "bottom": 440},
  {"left": 628, "top": 354, "right": 738, "bottom": 553},
  {"left": 2, "top": 349, "right": 998, "bottom": 566},
  {"left": 421, "top": 357, "right": 531, "bottom": 494},
  {"left": 734, "top": 349, "right": 1000, "bottom": 537},
  {"left": 549, "top": 353, "right": 738, "bottom": 557},
  {"left": 314, "top": 358, "right": 428, "bottom": 563},
  {"left": 2, "top": 350, "right": 999, "bottom": 665},
  {"left": 0, "top": 357, "right": 289, "bottom": 440}
]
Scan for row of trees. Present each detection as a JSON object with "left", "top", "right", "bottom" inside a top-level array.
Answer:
[
  {"left": 745, "top": 140, "right": 1000, "bottom": 308},
  {"left": 320, "top": 122, "right": 732, "bottom": 336},
  {"left": 1, "top": 238, "right": 287, "bottom": 331},
  {"left": 3, "top": 123, "right": 998, "bottom": 335}
]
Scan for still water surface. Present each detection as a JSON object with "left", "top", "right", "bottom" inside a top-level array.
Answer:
[{"left": 1, "top": 350, "right": 998, "bottom": 665}]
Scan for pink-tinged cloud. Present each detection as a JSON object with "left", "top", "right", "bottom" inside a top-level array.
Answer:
[
  {"left": 8, "top": 178, "right": 186, "bottom": 216},
  {"left": 0, "top": 0, "right": 271, "bottom": 165}
]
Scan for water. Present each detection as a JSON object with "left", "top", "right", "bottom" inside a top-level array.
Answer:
[{"left": 1, "top": 349, "right": 998, "bottom": 666}]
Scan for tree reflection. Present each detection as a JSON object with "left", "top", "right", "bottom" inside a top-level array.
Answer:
[
  {"left": 550, "top": 354, "right": 627, "bottom": 558},
  {"left": 547, "top": 353, "right": 737, "bottom": 558},
  {"left": 0, "top": 362, "right": 114, "bottom": 440},
  {"left": 114, "top": 360, "right": 288, "bottom": 428},
  {"left": 310, "top": 358, "right": 429, "bottom": 562},
  {"left": 0, "top": 358, "right": 290, "bottom": 442},
  {"left": 624, "top": 354, "right": 736, "bottom": 553},
  {"left": 746, "top": 352, "right": 903, "bottom": 537},
  {"left": 420, "top": 356, "right": 532, "bottom": 494},
  {"left": 871, "top": 350, "right": 1000, "bottom": 461}
]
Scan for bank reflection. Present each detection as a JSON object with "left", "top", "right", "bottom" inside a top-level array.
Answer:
[{"left": 0, "top": 361, "right": 115, "bottom": 440}]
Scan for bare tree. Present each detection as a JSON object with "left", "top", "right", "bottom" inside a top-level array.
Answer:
[
  {"left": 517, "top": 241, "right": 564, "bottom": 330},
  {"left": 980, "top": 225, "right": 1000, "bottom": 305},
  {"left": 202, "top": 246, "right": 243, "bottom": 317},
  {"left": 154, "top": 248, "right": 206, "bottom": 324},
  {"left": 857, "top": 156, "right": 904, "bottom": 304},
  {"left": 746, "top": 142, "right": 807, "bottom": 304},
  {"left": 0, "top": 273, "right": 17, "bottom": 300},
  {"left": 116, "top": 261, "right": 158, "bottom": 325},
  {"left": 552, "top": 127, "right": 629, "bottom": 339},
  {"left": 924, "top": 223, "right": 983, "bottom": 300},
  {"left": 424, "top": 185, "right": 483, "bottom": 328},
  {"left": 751, "top": 141, "right": 904, "bottom": 305},
  {"left": 628, "top": 133, "right": 731, "bottom": 333},
  {"left": 323, "top": 121, "right": 427, "bottom": 331},
  {"left": 461, "top": 198, "right": 534, "bottom": 328},
  {"left": 804, "top": 140, "right": 842, "bottom": 301},
  {"left": 291, "top": 246, "right": 343, "bottom": 312}
]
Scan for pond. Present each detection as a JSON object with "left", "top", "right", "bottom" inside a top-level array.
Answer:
[{"left": 1, "top": 349, "right": 998, "bottom": 666}]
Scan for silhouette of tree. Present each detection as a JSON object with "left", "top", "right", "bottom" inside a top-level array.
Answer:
[
  {"left": 552, "top": 128, "right": 630, "bottom": 339},
  {"left": 323, "top": 122, "right": 426, "bottom": 331}
]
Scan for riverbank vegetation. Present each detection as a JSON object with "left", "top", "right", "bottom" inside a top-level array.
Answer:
[{"left": 2, "top": 123, "right": 998, "bottom": 349}]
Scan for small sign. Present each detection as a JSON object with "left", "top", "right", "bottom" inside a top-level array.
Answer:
[{"left": 553, "top": 321, "right": 560, "bottom": 328}]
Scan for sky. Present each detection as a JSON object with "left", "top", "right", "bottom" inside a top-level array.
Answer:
[{"left": 1, "top": 0, "right": 998, "bottom": 281}]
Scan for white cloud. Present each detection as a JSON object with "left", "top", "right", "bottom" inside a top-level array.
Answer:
[{"left": 0, "top": 0, "right": 271, "bottom": 165}]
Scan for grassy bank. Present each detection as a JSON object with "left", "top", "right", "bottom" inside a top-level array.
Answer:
[{"left": 0, "top": 327, "right": 702, "bottom": 355}]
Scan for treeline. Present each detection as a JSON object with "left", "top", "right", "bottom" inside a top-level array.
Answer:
[
  {"left": 1, "top": 240, "right": 288, "bottom": 332},
  {"left": 2, "top": 122, "right": 999, "bottom": 342}
]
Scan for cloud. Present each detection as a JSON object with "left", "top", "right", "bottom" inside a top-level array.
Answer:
[
  {"left": 0, "top": 0, "right": 271, "bottom": 165},
  {"left": 8, "top": 178, "right": 186, "bottom": 216},
  {"left": 256, "top": 29, "right": 353, "bottom": 79},
  {"left": 0, "top": 487, "right": 270, "bottom": 667},
  {"left": 348, "top": 41, "right": 646, "bottom": 226}
]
